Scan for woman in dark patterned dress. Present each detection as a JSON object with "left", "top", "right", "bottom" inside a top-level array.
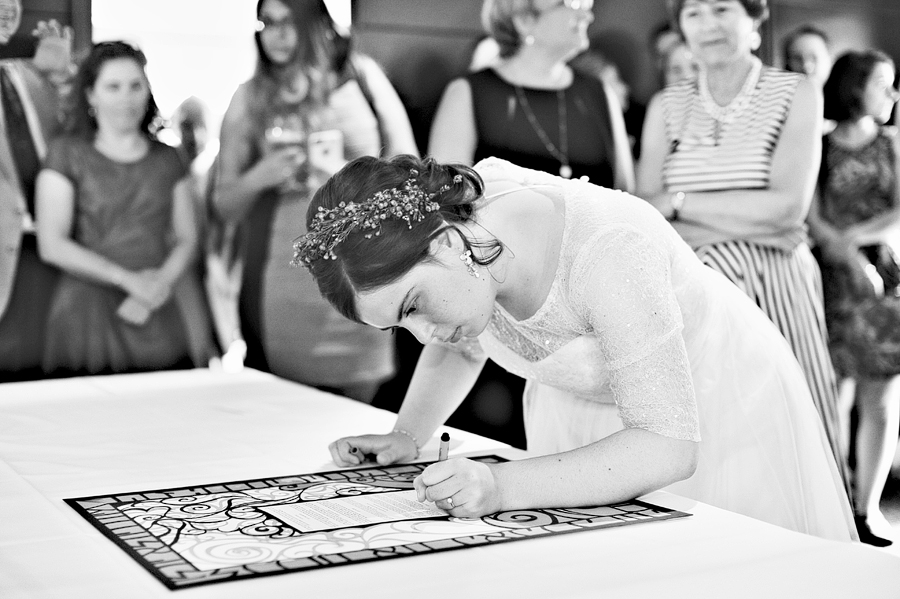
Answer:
[{"left": 808, "top": 50, "right": 900, "bottom": 547}]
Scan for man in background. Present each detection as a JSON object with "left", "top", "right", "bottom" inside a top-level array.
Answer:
[{"left": 0, "top": 2, "right": 73, "bottom": 381}]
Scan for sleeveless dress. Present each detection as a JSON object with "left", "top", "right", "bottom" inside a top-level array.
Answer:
[
  {"left": 42, "top": 137, "right": 192, "bottom": 374},
  {"left": 818, "top": 127, "right": 900, "bottom": 378},
  {"left": 460, "top": 158, "right": 854, "bottom": 541},
  {"left": 467, "top": 68, "right": 616, "bottom": 186},
  {"left": 660, "top": 66, "right": 845, "bottom": 481},
  {"left": 239, "top": 75, "right": 395, "bottom": 389},
  {"left": 455, "top": 69, "right": 621, "bottom": 446}
]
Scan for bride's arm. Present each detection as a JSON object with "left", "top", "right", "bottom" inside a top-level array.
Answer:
[
  {"left": 415, "top": 226, "right": 699, "bottom": 515},
  {"left": 393, "top": 340, "right": 488, "bottom": 446},
  {"left": 330, "top": 340, "right": 487, "bottom": 466}
]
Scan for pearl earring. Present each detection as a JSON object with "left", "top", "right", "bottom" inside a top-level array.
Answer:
[
  {"left": 460, "top": 250, "right": 480, "bottom": 278},
  {"left": 524, "top": 34, "right": 535, "bottom": 46},
  {"left": 749, "top": 31, "right": 761, "bottom": 51}
]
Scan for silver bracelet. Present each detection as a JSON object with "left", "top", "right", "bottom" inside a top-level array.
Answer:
[{"left": 391, "top": 428, "right": 420, "bottom": 458}]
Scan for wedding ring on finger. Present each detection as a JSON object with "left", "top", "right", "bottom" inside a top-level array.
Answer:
[{"left": 446, "top": 496, "right": 454, "bottom": 509}]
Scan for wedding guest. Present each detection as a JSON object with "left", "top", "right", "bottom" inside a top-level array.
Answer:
[
  {"left": 213, "top": 0, "right": 418, "bottom": 402},
  {"left": 429, "top": 0, "right": 633, "bottom": 190},
  {"left": 661, "top": 39, "right": 698, "bottom": 87},
  {"left": 169, "top": 96, "right": 223, "bottom": 365},
  {"left": 0, "top": 19, "right": 71, "bottom": 381},
  {"left": 783, "top": 24, "right": 832, "bottom": 91},
  {"left": 808, "top": 50, "right": 900, "bottom": 546},
  {"left": 571, "top": 50, "right": 646, "bottom": 159},
  {"left": 637, "top": 0, "right": 847, "bottom": 484},
  {"left": 650, "top": 21, "right": 684, "bottom": 87},
  {"left": 427, "top": 0, "right": 633, "bottom": 444},
  {"left": 36, "top": 41, "right": 210, "bottom": 374},
  {"left": 297, "top": 153, "right": 854, "bottom": 541}
]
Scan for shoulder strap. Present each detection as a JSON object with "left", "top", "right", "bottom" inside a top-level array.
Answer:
[
  {"left": 818, "top": 133, "right": 830, "bottom": 194},
  {"left": 347, "top": 54, "right": 389, "bottom": 157}
]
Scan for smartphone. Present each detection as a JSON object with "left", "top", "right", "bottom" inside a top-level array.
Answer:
[{"left": 307, "top": 129, "right": 344, "bottom": 169}]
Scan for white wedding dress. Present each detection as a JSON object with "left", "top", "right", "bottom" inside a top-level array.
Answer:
[{"left": 463, "top": 158, "right": 854, "bottom": 541}]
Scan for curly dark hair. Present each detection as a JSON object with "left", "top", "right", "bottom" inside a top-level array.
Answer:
[
  {"left": 823, "top": 50, "right": 896, "bottom": 122},
  {"left": 65, "top": 41, "right": 161, "bottom": 139}
]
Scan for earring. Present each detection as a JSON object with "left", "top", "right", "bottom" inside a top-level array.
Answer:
[
  {"left": 524, "top": 34, "right": 535, "bottom": 46},
  {"left": 460, "top": 250, "right": 480, "bottom": 278},
  {"left": 749, "top": 31, "right": 761, "bottom": 51}
]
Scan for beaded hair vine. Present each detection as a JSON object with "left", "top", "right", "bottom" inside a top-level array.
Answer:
[{"left": 292, "top": 169, "right": 463, "bottom": 268}]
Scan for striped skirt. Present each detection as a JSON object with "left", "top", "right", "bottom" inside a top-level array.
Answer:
[{"left": 695, "top": 239, "right": 848, "bottom": 487}]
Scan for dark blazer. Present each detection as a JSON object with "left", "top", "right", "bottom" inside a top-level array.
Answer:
[{"left": 0, "top": 59, "right": 60, "bottom": 318}]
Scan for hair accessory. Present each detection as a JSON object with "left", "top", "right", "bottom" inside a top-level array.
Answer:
[
  {"left": 459, "top": 249, "right": 480, "bottom": 278},
  {"left": 292, "top": 171, "right": 463, "bottom": 268}
]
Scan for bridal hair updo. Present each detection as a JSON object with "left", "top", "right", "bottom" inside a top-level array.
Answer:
[{"left": 304, "top": 155, "right": 500, "bottom": 323}]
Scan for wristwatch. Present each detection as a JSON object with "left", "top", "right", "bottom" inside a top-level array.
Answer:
[{"left": 669, "top": 191, "right": 686, "bottom": 221}]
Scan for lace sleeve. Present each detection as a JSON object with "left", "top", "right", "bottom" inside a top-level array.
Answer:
[{"left": 569, "top": 226, "right": 700, "bottom": 441}]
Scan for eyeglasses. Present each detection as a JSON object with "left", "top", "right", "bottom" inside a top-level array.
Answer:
[{"left": 256, "top": 16, "right": 294, "bottom": 33}]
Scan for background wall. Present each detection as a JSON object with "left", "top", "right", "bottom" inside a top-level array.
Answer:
[{"left": 768, "top": 0, "right": 900, "bottom": 69}]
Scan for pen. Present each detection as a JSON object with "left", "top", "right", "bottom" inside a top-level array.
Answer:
[
  {"left": 438, "top": 432, "right": 450, "bottom": 462},
  {"left": 349, "top": 446, "right": 376, "bottom": 462}
]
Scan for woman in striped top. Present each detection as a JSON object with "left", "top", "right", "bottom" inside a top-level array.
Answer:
[{"left": 637, "top": 0, "right": 847, "bottom": 488}]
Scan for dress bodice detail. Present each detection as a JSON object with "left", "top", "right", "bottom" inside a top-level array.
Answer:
[
  {"left": 460, "top": 158, "right": 701, "bottom": 442},
  {"left": 820, "top": 127, "right": 898, "bottom": 230}
]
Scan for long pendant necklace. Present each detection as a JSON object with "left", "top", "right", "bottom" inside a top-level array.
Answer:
[
  {"left": 513, "top": 86, "right": 572, "bottom": 178},
  {"left": 698, "top": 57, "right": 762, "bottom": 145}
]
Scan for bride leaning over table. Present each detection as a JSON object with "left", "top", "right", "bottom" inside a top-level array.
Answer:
[{"left": 292, "top": 153, "right": 856, "bottom": 542}]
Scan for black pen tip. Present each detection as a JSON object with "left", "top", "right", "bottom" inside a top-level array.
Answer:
[{"left": 441, "top": 432, "right": 450, "bottom": 442}]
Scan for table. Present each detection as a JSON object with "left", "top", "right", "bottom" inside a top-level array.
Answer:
[{"left": 1, "top": 369, "right": 898, "bottom": 598}]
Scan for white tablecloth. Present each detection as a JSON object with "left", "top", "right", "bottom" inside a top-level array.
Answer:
[{"left": 1, "top": 369, "right": 898, "bottom": 598}]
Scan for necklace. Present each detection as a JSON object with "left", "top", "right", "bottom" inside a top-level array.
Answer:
[
  {"left": 513, "top": 86, "right": 571, "bottom": 178},
  {"left": 698, "top": 57, "right": 762, "bottom": 145}
]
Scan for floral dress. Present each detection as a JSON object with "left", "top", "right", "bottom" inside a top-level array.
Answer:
[{"left": 818, "top": 127, "right": 900, "bottom": 378}]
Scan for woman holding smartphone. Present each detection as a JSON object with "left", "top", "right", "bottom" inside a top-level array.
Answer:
[{"left": 214, "top": 0, "right": 418, "bottom": 401}]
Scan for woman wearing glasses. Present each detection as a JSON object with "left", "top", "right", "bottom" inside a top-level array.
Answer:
[
  {"left": 426, "top": 0, "right": 634, "bottom": 447},
  {"left": 213, "top": 0, "right": 417, "bottom": 402},
  {"left": 429, "top": 0, "right": 633, "bottom": 189},
  {"left": 808, "top": 50, "right": 900, "bottom": 546}
]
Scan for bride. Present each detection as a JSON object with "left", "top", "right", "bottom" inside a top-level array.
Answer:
[{"left": 293, "top": 154, "right": 855, "bottom": 542}]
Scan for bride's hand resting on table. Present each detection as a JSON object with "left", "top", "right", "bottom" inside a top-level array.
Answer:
[
  {"left": 414, "top": 458, "right": 502, "bottom": 518},
  {"left": 329, "top": 431, "right": 418, "bottom": 467}
]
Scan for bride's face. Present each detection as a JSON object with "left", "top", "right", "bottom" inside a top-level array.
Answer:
[{"left": 354, "top": 239, "right": 495, "bottom": 346}]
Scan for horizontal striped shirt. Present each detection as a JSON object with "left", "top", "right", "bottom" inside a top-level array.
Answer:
[{"left": 662, "top": 67, "right": 800, "bottom": 193}]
